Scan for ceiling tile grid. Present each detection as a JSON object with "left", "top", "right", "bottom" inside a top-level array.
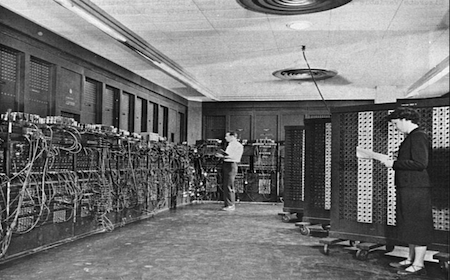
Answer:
[{"left": 0, "top": 0, "right": 448, "bottom": 102}]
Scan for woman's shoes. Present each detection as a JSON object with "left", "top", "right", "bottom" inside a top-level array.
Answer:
[
  {"left": 389, "top": 259, "right": 412, "bottom": 268},
  {"left": 397, "top": 265, "right": 427, "bottom": 276}
]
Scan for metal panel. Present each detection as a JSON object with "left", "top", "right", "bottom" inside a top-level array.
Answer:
[
  {"left": 151, "top": 102, "right": 159, "bottom": 134},
  {"left": 147, "top": 101, "right": 155, "bottom": 133},
  {"left": 102, "top": 86, "right": 115, "bottom": 127},
  {"left": 0, "top": 46, "right": 18, "bottom": 113},
  {"left": 119, "top": 92, "right": 130, "bottom": 131},
  {"left": 283, "top": 126, "right": 305, "bottom": 214},
  {"left": 27, "top": 57, "right": 50, "bottom": 116},
  {"left": 255, "top": 114, "right": 277, "bottom": 140},
  {"left": 161, "top": 105, "right": 168, "bottom": 138},
  {"left": 431, "top": 106, "right": 450, "bottom": 232},
  {"left": 139, "top": 98, "right": 148, "bottom": 133},
  {"left": 179, "top": 112, "right": 186, "bottom": 143},
  {"left": 169, "top": 108, "right": 178, "bottom": 142},
  {"left": 280, "top": 114, "right": 304, "bottom": 141},
  {"left": 230, "top": 115, "right": 251, "bottom": 141},
  {"left": 357, "top": 111, "right": 373, "bottom": 224},
  {"left": 205, "top": 115, "right": 225, "bottom": 140},
  {"left": 81, "top": 78, "right": 97, "bottom": 124},
  {"left": 135, "top": 97, "right": 143, "bottom": 133},
  {"left": 60, "top": 68, "right": 82, "bottom": 114},
  {"left": 303, "top": 119, "right": 332, "bottom": 225}
]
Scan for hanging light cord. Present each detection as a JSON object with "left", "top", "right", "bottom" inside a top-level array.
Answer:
[{"left": 301, "top": 46, "right": 331, "bottom": 115}]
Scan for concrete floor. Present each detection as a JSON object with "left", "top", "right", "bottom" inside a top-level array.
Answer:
[{"left": 0, "top": 202, "right": 447, "bottom": 280}]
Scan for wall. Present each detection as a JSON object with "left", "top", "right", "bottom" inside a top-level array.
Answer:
[
  {"left": 0, "top": 7, "right": 188, "bottom": 143},
  {"left": 202, "top": 100, "right": 374, "bottom": 142}
]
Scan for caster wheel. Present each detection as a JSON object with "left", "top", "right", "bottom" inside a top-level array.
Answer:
[
  {"left": 320, "top": 244, "right": 330, "bottom": 255},
  {"left": 281, "top": 214, "right": 291, "bottom": 223},
  {"left": 299, "top": 225, "right": 311, "bottom": 236},
  {"left": 385, "top": 244, "right": 394, "bottom": 253},
  {"left": 439, "top": 261, "right": 449, "bottom": 273},
  {"left": 356, "top": 249, "right": 369, "bottom": 260}
]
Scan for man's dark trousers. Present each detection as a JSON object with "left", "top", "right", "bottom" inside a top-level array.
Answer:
[{"left": 222, "top": 161, "right": 237, "bottom": 207}]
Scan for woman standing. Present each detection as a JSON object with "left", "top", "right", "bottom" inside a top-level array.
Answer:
[{"left": 381, "top": 107, "right": 434, "bottom": 276}]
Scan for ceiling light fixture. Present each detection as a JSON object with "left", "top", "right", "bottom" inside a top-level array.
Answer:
[
  {"left": 53, "top": 0, "right": 217, "bottom": 101},
  {"left": 287, "top": 21, "right": 312, "bottom": 30},
  {"left": 54, "top": 0, "right": 127, "bottom": 42},
  {"left": 405, "top": 56, "right": 449, "bottom": 98}
]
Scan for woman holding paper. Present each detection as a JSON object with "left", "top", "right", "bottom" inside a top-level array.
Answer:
[{"left": 381, "top": 107, "right": 434, "bottom": 276}]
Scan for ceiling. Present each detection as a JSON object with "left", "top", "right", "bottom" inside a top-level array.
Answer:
[{"left": 0, "top": 0, "right": 449, "bottom": 102}]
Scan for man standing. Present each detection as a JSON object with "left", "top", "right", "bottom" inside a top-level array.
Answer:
[{"left": 216, "top": 131, "right": 244, "bottom": 211}]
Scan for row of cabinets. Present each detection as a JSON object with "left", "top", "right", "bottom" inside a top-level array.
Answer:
[{"left": 0, "top": 44, "right": 186, "bottom": 142}]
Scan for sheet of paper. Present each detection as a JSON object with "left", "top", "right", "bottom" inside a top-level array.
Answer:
[{"left": 356, "top": 146, "right": 389, "bottom": 162}]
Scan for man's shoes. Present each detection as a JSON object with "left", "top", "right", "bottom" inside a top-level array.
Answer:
[
  {"left": 389, "top": 259, "right": 412, "bottom": 268},
  {"left": 222, "top": 205, "right": 235, "bottom": 211},
  {"left": 397, "top": 265, "right": 427, "bottom": 276}
]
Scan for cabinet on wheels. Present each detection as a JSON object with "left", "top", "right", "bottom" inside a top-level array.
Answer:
[
  {"left": 280, "top": 126, "right": 305, "bottom": 222},
  {"left": 300, "top": 118, "right": 332, "bottom": 234},
  {"left": 323, "top": 98, "right": 449, "bottom": 265}
]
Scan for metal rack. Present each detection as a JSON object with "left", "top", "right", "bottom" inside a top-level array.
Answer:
[
  {"left": 279, "top": 126, "right": 305, "bottom": 222},
  {"left": 319, "top": 98, "right": 449, "bottom": 271},
  {"left": 0, "top": 113, "right": 194, "bottom": 262},
  {"left": 242, "top": 139, "right": 279, "bottom": 202},
  {"left": 296, "top": 118, "right": 332, "bottom": 235}
]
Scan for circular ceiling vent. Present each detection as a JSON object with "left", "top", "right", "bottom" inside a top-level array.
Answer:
[
  {"left": 236, "top": 0, "right": 352, "bottom": 15},
  {"left": 272, "top": 68, "right": 337, "bottom": 80}
]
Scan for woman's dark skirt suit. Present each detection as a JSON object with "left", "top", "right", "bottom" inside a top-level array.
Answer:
[{"left": 393, "top": 128, "right": 434, "bottom": 246}]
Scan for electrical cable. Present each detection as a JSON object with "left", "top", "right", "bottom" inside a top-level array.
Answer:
[
  {"left": 301, "top": 46, "right": 331, "bottom": 115},
  {"left": 0, "top": 116, "right": 200, "bottom": 257}
]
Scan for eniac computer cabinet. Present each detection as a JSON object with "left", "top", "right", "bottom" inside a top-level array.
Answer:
[
  {"left": 321, "top": 97, "right": 449, "bottom": 266},
  {"left": 280, "top": 126, "right": 305, "bottom": 221},
  {"left": 297, "top": 118, "right": 332, "bottom": 235}
]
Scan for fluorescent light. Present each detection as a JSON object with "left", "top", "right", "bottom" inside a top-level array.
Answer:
[
  {"left": 406, "top": 56, "right": 449, "bottom": 98},
  {"left": 54, "top": 0, "right": 127, "bottom": 42},
  {"left": 134, "top": 48, "right": 217, "bottom": 100},
  {"left": 53, "top": 0, "right": 218, "bottom": 101}
]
